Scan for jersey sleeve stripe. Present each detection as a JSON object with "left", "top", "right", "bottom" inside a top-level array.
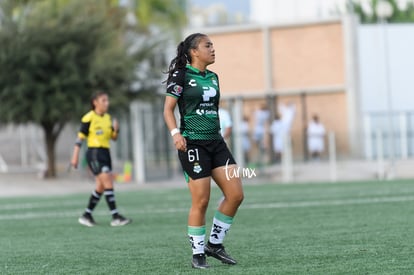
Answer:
[{"left": 166, "top": 93, "right": 179, "bottom": 99}]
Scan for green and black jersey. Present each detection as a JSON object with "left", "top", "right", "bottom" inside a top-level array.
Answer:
[{"left": 166, "top": 64, "right": 221, "bottom": 140}]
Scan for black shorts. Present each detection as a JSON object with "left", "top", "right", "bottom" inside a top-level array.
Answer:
[
  {"left": 178, "top": 139, "right": 236, "bottom": 182},
  {"left": 86, "top": 148, "right": 112, "bottom": 176}
]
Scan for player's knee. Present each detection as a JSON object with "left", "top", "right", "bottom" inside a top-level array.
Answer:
[
  {"left": 95, "top": 184, "right": 105, "bottom": 193},
  {"left": 225, "top": 192, "right": 244, "bottom": 206},
  {"left": 98, "top": 173, "right": 113, "bottom": 188},
  {"left": 192, "top": 197, "right": 209, "bottom": 211},
  {"left": 234, "top": 192, "right": 244, "bottom": 206}
]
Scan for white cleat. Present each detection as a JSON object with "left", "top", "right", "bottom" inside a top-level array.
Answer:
[
  {"left": 110, "top": 215, "right": 132, "bottom": 227},
  {"left": 78, "top": 215, "right": 96, "bottom": 227}
]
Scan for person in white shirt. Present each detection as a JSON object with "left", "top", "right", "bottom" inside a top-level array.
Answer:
[
  {"left": 240, "top": 116, "right": 251, "bottom": 164},
  {"left": 279, "top": 102, "right": 296, "bottom": 133},
  {"left": 219, "top": 108, "right": 232, "bottom": 141},
  {"left": 270, "top": 113, "right": 285, "bottom": 163},
  {"left": 307, "top": 114, "right": 326, "bottom": 160},
  {"left": 253, "top": 104, "right": 270, "bottom": 150}
]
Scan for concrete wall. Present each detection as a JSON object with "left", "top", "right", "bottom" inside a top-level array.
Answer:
[
  {"left": 203, "top": 19, "right": 350, "bottom": 158},
  {"left": 271, "top": 23, "right": 345, "bottom": 89},
  {"left": 211, "top": 31, "right": 266, "bottom": 93}
]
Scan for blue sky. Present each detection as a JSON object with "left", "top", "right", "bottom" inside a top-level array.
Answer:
[{"left": 189, "top": 0, "right": 250, "bottom": 16}]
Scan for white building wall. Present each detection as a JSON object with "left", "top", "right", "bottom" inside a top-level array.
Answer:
[
  {"left": 249, "top": 0, "right": 413, "bottom": 25},
  {"left": 357, "top": 24, "right": 414, "bottom": 158},
  {"left": 250, "top": 0, "right": 347, "bottom": 24},
  {"left": 358, "top": 24, "right": 414, "bottom": 113}
]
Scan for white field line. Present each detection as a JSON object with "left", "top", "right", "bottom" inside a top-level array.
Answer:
[
  {"left": 245, "top": 195, "right": 414, "bottom": 209},
  {"left": 0, "top": 200, "right": 84, "bottom": 210},
  {"left": 1, "top": 195, "right": 414, "bottom": 221}
]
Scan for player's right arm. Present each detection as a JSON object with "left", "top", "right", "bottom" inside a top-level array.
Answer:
[
  {"left": 70, "top": 141, "right": 82, "bottom": 169},
  {"left": 164, "top": 69, "right": 187, "bottom": 152},
  {"left": 164, "top": 96, "right": 187, "bottom": 152},
  {"left": 71, "top": 112, "right": 91, "bottom": 168}
]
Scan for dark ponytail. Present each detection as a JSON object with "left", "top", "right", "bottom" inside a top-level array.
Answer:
[{"left": 165, "top": 33, "right": 207, "bottom": 82}]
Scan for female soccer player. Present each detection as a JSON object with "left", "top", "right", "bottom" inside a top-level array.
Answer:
[
  {"left": 163, "top": 33, "right": 244, "bottom": 269},
  {"left": 71, "top": 92, "right": 131, "bottom": 227}
]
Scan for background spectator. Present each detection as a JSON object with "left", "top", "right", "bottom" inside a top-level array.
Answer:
[{"left": 307, "top": 114, "right": 326, "bottom": 161}]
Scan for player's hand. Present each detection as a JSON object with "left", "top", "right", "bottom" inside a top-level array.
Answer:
[
  {"left": 173, "top": 133, "right": 187, "bottom": 152},
  {"left": 113, "top": 118, "right": 119, "bottom": 132},
  {"left": 70, "top": 157, "right": 78, "bottom": 169}
]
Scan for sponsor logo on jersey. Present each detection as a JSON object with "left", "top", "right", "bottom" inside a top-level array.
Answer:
[
  {"left": 96, "top": 129, "right": 103, "bottom": 135},
  {"left": 199, "top": 102, "right": 214, "bottom": 107},
  {"left": 189, "top": 79, "right": 197, "bottom": 87},
  {"left": 196, "top": 109, "right": 205, "bottom": 115},
  {"left": 212, "top": 78, "right": 218, "bottom": 86},
  {"left": 196, "top": 109, "right": 217, "bottom": 116},
  {"left": 202, "top": 86, "right": 217, "bottom": 101},
  {"left": 167, "top": 82, "right": 176, "bottom": 89},
  {"left": 171, "top": 85, "right": 183, "bottom": 96}
]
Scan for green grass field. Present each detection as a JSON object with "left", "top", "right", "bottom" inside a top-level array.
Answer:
[{"left": 1, "top": 179, "right": 414, "bottom": 274}]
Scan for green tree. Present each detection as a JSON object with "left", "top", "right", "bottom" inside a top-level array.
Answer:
[
  {"left": 0, "top": 0, "right": 186, "bottom": 177},
  {"left": 128, "top": 0, "right": 186, "bottom": 35},
  {"left": 349, "top": 0, "right": 414, "bottom": 23}
]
